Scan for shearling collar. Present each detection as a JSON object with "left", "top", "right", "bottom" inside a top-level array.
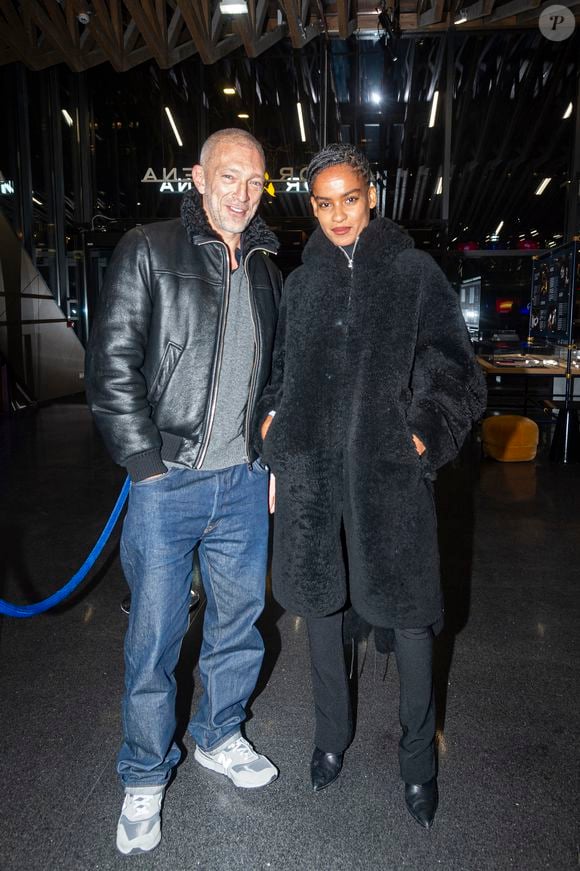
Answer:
[
  {"left": 302, "top": 216, "right": 414, "bottom": 268},
  {"left": 180, "top": 187, "right": 279, "bottom": 253}
]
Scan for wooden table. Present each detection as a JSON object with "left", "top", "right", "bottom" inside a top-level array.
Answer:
[{"left": 476, "top": 356, "right": 569, "bottom": 417}]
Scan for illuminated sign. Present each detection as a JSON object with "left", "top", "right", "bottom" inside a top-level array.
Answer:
[{"left": 141, "top": 167, "right": 311, "bottom": 194}]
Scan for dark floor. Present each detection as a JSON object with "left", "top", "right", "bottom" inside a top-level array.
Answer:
[{"left": 0, "top": 403, "right": 578, "bottom": 871}]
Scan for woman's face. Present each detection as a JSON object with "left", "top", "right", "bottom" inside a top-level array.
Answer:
[{"left": 310, "top": 164, "right": 377, "bottom": 248}]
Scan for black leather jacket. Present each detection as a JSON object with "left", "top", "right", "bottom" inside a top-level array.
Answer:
[{"left": 85, "top": 189, "right": 282, "bottom": 481}]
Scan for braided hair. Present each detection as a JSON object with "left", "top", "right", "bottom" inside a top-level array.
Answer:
[{"left": 306, "top": 144, "right": 371, "bottom": 191}]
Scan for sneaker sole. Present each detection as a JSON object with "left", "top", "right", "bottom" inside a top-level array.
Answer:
[
  {"left": 193, "top": 746, "right": 278, "bottom": 789},
  {"left": 116, "top": 821, "right": 161, "bottom": 855}
]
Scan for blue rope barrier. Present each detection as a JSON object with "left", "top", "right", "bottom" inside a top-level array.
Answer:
[{"left": 0, "top": 477, "right": 131, "bottom": 618}]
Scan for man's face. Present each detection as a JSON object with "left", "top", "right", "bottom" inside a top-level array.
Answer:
[
  {"left": 192, "top": 141, "right": 265, "bottom": 242},
  {"left": 310, "top": 164, "right": 376, "bottom": 248}
]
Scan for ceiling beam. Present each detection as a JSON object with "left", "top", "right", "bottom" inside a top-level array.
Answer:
[
  {"left": 489, "top": 0, "right": 541, "bottom": 21},
  {"left": 336, "top": 0, "right": 357, "bottom": 37},
  {"left": 89, "top": 0, "right": 127, "bottom": 71},
  {"left": 177, "top": 0, "right": 241, "bottom": 65},
  {"left": 419, "top": 0, "right": 447, "bottom": 26},
  {"left": 0, "top": 0, "right": 41, "bottom": 67},
  {"left": 278, "top": 0, "right": 321, "bottom": 48},
  {"left": 123, "top": 0, "right": 169, "bottom": 66},
  {"left": 23, "top": 0, "right": 85, "bottom": 71},
  {"left": 233, "top": 0, "right": 287, "bottom": 58}
]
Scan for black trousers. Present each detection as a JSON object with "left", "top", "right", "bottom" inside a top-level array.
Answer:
[{"left": 306, "top": 612, "right": 436, "bottom": 785}]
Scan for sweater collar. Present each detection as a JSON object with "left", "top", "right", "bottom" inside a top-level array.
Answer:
[
  {"left": 180, "top": 186, "right": 279, "bottom": 255},
  {"left": 302, "top": 217, "right": 414, "bottom": 268}
]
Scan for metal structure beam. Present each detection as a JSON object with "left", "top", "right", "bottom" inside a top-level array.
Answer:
[{"left": 1, "top": 1, "right": 578, "bottom": 70}]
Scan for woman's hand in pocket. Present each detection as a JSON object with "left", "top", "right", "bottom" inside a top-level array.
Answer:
[
  {"left": 261, "top": 414, "right": 274, "bottom": 441},
  {"left": 412, "top": 434, "right": 426, "bottom": 456}
]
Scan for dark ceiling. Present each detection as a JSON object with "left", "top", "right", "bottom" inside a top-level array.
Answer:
[
  {"left": 1, "top": 1, "right": 579, "bottom": 72},
  {"left": 1, "top": 2, "right": 578, "bottom": 251}
]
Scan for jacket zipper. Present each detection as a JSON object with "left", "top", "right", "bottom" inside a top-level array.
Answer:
[
  {"left": 341, "top": 236, "right": 358, "bottom": 315},
  {"left": 339, "top": 235, "right": 359, "bottom": 270},
  {"left": 243, "top": 247, "right": 262, "bottom": 468},
  {"left": 194, "top": 240, "right": 231, "bottom": 469}
]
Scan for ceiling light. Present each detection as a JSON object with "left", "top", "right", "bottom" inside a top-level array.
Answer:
[
  {"left": 370, "top": 91, "right": 381, "bottom": 104},
  {"left": 530, "top": 229, "right": 539, "bottom": 236},
  {"left": 495, "top": 220, "right": 504, "bottom": 235},
  {"left": 435, "top": 177, "right": 443, "bottom": 195},
  {"left": 223, "top": 87, "right": 236, "bottom": 95},
  {"left": 429, "top": 91, "right": 439, "bottom": 128},
  {"left": 535, "top": 178, "right": 551, "bottom": 195},
  {"left": 219, "top": 2, "right": 248, "bottom": 12},
  {"left": 297, "top": 102, "right": 306, "bottom": 143},
  {"left": 454, "top": 12, "right": 468, "bottom": 23},
  {"left": 32, "top": 196, "right": 43, "bottom": 205},
  {"left": 563, "top": 102, "right": 573, "bottom": 119},
  {"left": 164, "top": 107, "right": 183, "bottom": 147},
  {"left": 61, "top": 109, "right": 74, "bottom": 127},
  {"left": 237, "top": 113, "right": 250, "bottom": 119}
]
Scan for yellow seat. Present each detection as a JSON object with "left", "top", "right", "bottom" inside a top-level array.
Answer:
[{"left": 482, "top": 415, "right": 539, "bottom": 462}]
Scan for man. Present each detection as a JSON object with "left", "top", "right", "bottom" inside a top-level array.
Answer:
[
  {"left": 85, "top": 128, "right": 282, "bottom": 855},
  {"left": 256, "top": 144, "right": 486, "bottom": 829}
]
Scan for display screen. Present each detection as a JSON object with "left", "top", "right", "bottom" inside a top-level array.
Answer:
[
  {"left": 460, "top": 276, "right": 481, "bottom": 337},
  {"left": 496, "top": 298, "right": 514, "bottom": 314},
  {"left": 529, "top": 243, "right": 579, "bottom": 345}
]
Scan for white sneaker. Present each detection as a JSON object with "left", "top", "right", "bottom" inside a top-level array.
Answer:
[
  {"left": 116, "top": 786, "right": 164, "bottom": 855},
  {"left": 194, "top": 733, "right": 278, "bottom": 789}
]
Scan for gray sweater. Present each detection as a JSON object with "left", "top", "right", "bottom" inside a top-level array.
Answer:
[{"left": 200, "top": 263, "right": 255, "bottom": 470}]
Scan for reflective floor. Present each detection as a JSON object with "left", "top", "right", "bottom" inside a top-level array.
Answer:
[{"left": 0, "top": 402, "right": 578, "bottom": 870}]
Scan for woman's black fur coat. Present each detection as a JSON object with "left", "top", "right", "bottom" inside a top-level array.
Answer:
[{"left": 255, "top": 217, "right": 487, "bottom": 630}]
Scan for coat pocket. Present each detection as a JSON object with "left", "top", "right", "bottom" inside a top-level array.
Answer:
[{"left": 147, "top": 342, "right": 183, "bottom": 405}]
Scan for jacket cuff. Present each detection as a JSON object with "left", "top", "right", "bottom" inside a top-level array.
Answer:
[{"left": 125, "top": 449, "right": 167, "bottom": 482}]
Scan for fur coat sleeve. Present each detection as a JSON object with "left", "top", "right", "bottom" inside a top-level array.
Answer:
[
  {"left": 253, "top": 288, "right": 288, "bottom": 454},
  {"left": 405, "top": 252, "right": 487, "bottom": 470}
]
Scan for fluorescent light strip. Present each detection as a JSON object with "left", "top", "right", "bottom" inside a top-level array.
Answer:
[
  {"left": 32, "top": 196, "right": 43, "bottom": 205},
  {"left": 535, "top": 177, "right": 551, "bottom": 196},
  {"left": 223, "top": 87, "right": 236, "bottom": 95},
  {"left": 297, "top": 102, "right": 306, "bottom": 143},
  {"left": 164, "top": 107, "right": 183, "bottom": 147},
  {"left": 435, "top": 177, "right": 443, "bottom": 195},
  {"left": 61, "top": 109, "right": 74, "bottom": 127},
  {"left": 429, "top": 91, "right": 439, "bottom": 128},
  {"left": 563, "top": 102, "right": 573, "bottom": 120},
  {"left": 237, "top": 113, "right": 250, "bottom": 119},
  {"left": 495, "top": 220, "right": 504, "bottom": 235},
  {"left": 454, "top": 14, "right": 467, "bottom": 23},
  {"left": 220, "top": 2, "right": 248, "bottom": 12}
]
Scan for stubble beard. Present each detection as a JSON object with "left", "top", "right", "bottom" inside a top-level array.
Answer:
[{"left": 206, "top": 195, "right": 256, "bottom": 237}]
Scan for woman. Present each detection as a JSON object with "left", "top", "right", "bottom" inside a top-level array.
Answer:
[{"left": 255, "top": 144, "right": 486, "bottom": 828}]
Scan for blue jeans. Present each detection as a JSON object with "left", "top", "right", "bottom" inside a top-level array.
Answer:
[{"left": 117, "top": 462, "right": 269, "bottom": 788}]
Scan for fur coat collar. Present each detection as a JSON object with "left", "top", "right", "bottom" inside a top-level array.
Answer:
[
  {"left": 301, "top": 216, "right": 414, "bottom": 269},
  {"left": 180, "top": 187, "right": 279, "bottom": 254}
]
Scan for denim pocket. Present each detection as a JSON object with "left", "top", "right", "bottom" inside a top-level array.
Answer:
[{"left": 132, "top": 468, "right": 174, "bottom": 487}]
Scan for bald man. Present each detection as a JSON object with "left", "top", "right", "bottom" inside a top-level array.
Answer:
[{"left": 86, "top": 129, "right": 282, "bottom": 854}]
